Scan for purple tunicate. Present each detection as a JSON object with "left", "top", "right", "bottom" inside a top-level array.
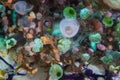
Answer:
[
  {"left": 17, "top": 16, "right": 31, "bottom": 27},
  {"left": 97, "top": 43, "right": 106, "bottom": 51},
  {"left": 88, "top": 48, "right": 94, "bottom": 54},
  {"left": 85, "top": 69, "right": 93, "bottom": 76}
]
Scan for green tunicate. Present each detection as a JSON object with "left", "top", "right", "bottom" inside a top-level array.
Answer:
[
  {"left": 90, "top": 42, "right": 97, "bottom": 51},
  {"left": 102, "top": 17, "right": 113, "bottom": 27},
  {"left": 106, "top": 50, "right": 120, "bottom": 61},
  {"left": 78, "top": 2, "right": 84, "bottom": 7},
  {"left": 32, "top": 38, "right": 43, "bottom": 52},
  {"left": 58, "top": 38, "right": 72, "bottom": 54},
  {"left": 111, "top": 51, "right": 120, "bottom": 60},
  {"left": 63, "top": 7, "right": 76, "bottom": 19},
  {"left": 0, "top": 4, "right": 5, "bottom": 12},
  {"left": 91, "top": 11, "right": 102, "bottom": 20},
  {"left": 81, "top": 53, "right": 90, "bottom": 61},
  {"left": 109, "top": 65, "right": 120, "bottom": 71},
  {"left": 89, "top": 32, "right": 101, "bottom": 51},
  {"left": 80, "top": 8, "right": 91, "bottom": 19},
  {"left": 6, "top": 38, "right": 17, "bottom": 49},
  {"left": 116, "top": 23, "right": 120, "bottom": 35},
  {"left": 0, "top": 4, "right": 6, "bottom": 17},
  {"left": 89, "top": 32, "right": 101, "bottom": 43},
  {"left": 0, "top": 37, "right": 6, "bottom": 49},
  {"left": 46, "top": 27, "right": 51, "bottom": 32},
  {"left": 49, "top": 64, "right": 63, "bottom": 80},
  {"left": 100, "top": 55, "right": 113, "bottom": 64},
  {"left": 52, "top": 23, "right": 62, "bottom": 37}
]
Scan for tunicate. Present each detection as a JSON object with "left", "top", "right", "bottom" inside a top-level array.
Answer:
[
  {"left": 14, "top": 1, "right": 33, "bottom": 15},
  {"left": 58, "top": 38, "right": 72, "bottom": 54},
  {"left": 17, "top": 16, "right": 31, "bottom": 27},
  {"left": 60, "top": 19, "right": 80, "bottom": 38},
  {"left": 32, "top": 38, "right": 43, "bottom": 52},
  {"left": 49, "top": 64, "right": 63, "bottom": 80}
]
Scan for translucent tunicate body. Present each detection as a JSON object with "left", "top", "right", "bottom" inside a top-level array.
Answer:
[
  {"left": 59, "top": 19, "right": 80, "bottom": 38},
  {"left": 14, "top": 1, "right": 33, "bottom": 15}
]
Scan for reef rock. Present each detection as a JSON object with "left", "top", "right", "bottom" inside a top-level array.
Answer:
[{"left": 103, "top": 0, "right": 120, "bottom": 10}]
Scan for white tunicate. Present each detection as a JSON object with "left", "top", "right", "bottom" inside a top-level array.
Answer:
[
  {"left": 17, "top": 70, "right": 27, "bottom": 75},
  {"left": 14, "top": 1, "right": 33, "bottom": 15},
  {"left": 74, "top": 62, "right": 80, "bottom": 67},
  {"left": 30, "top": 22, "right": 36, "bottom": 29},
  {"left": 36, "top": 12, "right": 42, "bottom": 20},
  {"left": 60, "top": 19, "right": 80, "bottom": 38}
]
